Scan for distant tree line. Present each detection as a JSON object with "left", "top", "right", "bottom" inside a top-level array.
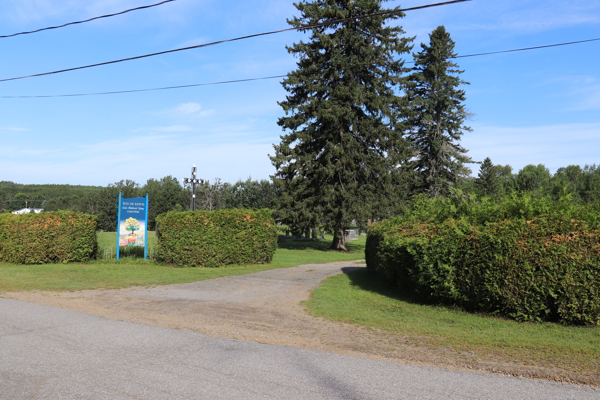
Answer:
[
  {"left": 470, "top": 160, "right": 600, "bottom": 203},
  {"left": 0, "top": 177, "right": 276, "bottom": 232},
  {"left": 2, "top": 163, "right": 599, "bottom": 233}
]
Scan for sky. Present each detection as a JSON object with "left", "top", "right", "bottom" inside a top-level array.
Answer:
[{"left": 0, "top": 0, "right": 598, "bottom": 186}]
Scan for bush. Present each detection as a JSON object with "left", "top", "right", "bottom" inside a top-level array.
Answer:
[
  {"left": 367, "top": 210, "right": 600, "bottom": 326},
  {"left": 156, "top": 209, "right": 277, "bottom": 267},
  {"left": 400, "top": 190, "right": 599, "bottom": 227},
  {"left": 0, "top": 211, "right": 98, "bottom": 264}
]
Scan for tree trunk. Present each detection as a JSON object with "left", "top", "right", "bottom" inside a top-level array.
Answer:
[{"left": 330, "top": 227, "right": 347, "bottom": 251}]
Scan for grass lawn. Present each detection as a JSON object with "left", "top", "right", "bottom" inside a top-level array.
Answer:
[
  {"left": 0, "top": 233, "right": 365, "bottom": 292},
  {"left": 304, "top": 268, "right": 600, "bottom": 377}
]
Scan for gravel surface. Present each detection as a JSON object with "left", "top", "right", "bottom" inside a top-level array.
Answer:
[
  {"left": 3, "top": 261, "right": 598, "bottom": 386},
  {"left": 1, "top": 298, "right": 598, "bottom": 400}
]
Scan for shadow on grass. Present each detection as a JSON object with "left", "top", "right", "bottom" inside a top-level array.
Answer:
[
  {"left": 341, "top": 267, "right": 428, "bottom": 306},
  {"left": 277, "top": 238, "right": 365, "bottom": 253},
  {"left": 118, "top": 246, "right": 146, "bottom": 258}
]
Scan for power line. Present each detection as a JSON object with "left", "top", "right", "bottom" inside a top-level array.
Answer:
[
  {"left": 0, "top": 75, "right": 288, "bottom": 98},
  {"left": 0, "top": 0, "right": 177, "bottom": 39},
  {"left": 1, "top": 36, "right": 598, "bottom": 99},
  {"left": 455, "top": 37, "right": 600, "bottom": 58},
  {"left": 0, "top": 0, "right": 469, "bottom": 83}
]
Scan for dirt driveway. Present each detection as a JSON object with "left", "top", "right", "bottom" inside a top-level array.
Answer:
[{"left": 3, "top": 261, "right": 596, "bottom": 386}]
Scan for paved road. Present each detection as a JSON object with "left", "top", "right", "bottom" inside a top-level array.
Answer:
[{"left": 1, "top": 298, "right": 597, "bottom": 400}]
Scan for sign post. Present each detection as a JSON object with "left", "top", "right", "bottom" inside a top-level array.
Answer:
[
  {"left": 116, "top": 193, "right": 149, "bottom": 260},
  {"left": 116, "top": 192, "right": 122, "bottom": 260}
]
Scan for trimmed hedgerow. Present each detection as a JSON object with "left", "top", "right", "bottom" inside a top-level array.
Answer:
[
  {"left": 155, "top": 209, "right": 277, "bottom": 267},
  {"left": 367, "top": 215, "right": 600, "bottom": 326},
  {"left": 0, "top": 211, "right": 98, "bottom": 264}
]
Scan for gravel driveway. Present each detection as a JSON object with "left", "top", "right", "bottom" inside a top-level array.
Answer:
[{"left": 3, "top": 261, "right": 597, "bottom": 386}]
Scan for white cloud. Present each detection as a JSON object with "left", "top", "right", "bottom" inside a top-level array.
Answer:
[
  {"left": 567, "top": 85, "right": 600, "bottom": 111},
  {"left": 163, "top": 102, "right": 216, "bottom": 119},
  {"left": 0, "top": 0, "right": 74, "bottom": 23},
  {"left": 174, "top": 102, "right": 202, "bottom": 114},
  {"left": 174, "top": 36, "right": 211, "bottom": 49},
  {"left": 133, "top": 125, "right": 194, "bottom": 133},
  {"left": 538, "top": 76, "right": 597, "bottom": 87},
  {"left": 0, "top": 127, "right": 29, "bottom": 132},
  {"left": 19, "top": 148, "right": 61, "bottom": 157}
]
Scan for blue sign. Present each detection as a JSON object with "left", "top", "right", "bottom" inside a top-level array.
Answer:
[{"left": 116, "top": 194, "right": 149, "bottom": 260}]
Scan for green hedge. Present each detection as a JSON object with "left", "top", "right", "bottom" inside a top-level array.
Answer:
[
  {"left": 366, "top": 216, "right": 600, "bottom": 326},
  {"left": 0, "top": 211, "right": 98, "bottom": 264},
  {"left": 155, "top": 209, "right": 277, "bottom": 267}
]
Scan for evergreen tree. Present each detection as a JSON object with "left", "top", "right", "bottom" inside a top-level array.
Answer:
[
  {"left": 270, "top": 0, "right": 412, "bottom": 250},
  {"left": 404, "top": 25, "right": 473, "bottom": 197},
  {"left": 476, "top": 157, "right": 500, "bottom": 196}
]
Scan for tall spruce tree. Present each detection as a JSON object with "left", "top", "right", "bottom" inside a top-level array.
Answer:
[
  {"left": 476, "top": 157, "right": 501, "bottom": 196},
  {"left": 404, "top": 25, "right": 473, "bottom": 197},
  {"left": 270, "top": 0, "right": 412, "bottom": 250}
]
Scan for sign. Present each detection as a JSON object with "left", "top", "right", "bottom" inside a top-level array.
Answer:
[{"left": 116, "top": 194, "right": 149, "bottom": 260}]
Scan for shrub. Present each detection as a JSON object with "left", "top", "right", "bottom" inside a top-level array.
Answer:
[
  {"left": 367, "top": 215, "right": 600, "bottom": 326},
  {"left": 0, "top": 211, "right": 98, "bottom": 264},
  {"left": 156, "top": 209, "right": 277, "bottom": 267}
]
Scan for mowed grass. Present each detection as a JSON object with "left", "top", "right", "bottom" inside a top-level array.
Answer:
[
  {"left": 304, "top": 268, "right": 600, "bottom": 376},
  {"left": 0, "top": 233, "right": 365, "bottom": 292}
]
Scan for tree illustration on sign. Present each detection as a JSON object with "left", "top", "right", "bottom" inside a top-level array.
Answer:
[{"left": 124, "top": 217, "right": 140, "bottom": 246}]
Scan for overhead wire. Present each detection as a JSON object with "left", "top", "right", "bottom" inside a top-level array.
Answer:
[
  {"left": 0, "top": 76, "right": 289, "bottom": 98},
  {"left": 0, "top": 0, "right": 177, "bottom": 39},
  {"left": 1, "top": 36, "right": 598, "bottom": 99},
  {"left": 455, "top": 37, "right": 600, "bottom": 59},
  {"left": 0, "top": 0, "right": 470, "bottom": 83}
]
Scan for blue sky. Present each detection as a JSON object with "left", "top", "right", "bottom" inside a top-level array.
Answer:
[{"left": 0, "top": 0, "right": 598, "bottom": 186}]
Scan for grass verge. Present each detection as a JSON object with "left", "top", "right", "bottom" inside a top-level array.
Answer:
[
  {"left": 304, "top": 268, "right": 600, "bottom": 378},
  {"left": 0, "top": 234, "right": 365, "bottom": 292}
]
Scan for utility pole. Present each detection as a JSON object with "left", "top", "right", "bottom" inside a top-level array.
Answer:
[{"left": 183, "top": 164, "right": 204, "bottom": 211}]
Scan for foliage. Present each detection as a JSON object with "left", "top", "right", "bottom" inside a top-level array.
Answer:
[
  {"left": 94, "top": 180, "right": 142, "bottom": 232},
  {"left": 191, "top": 178, "right": 231, "bottom": 211},
  {"left": 404, "top": 26, "right": 473, "bottom": 197},
  {"left": 156, "top": 209, "right": 278, "bottom": 267},
  {"left": 0, "top": 181, "right": 103, "bottom": 213},
  {"left": 143, "top": 176, "right": 188, "bottom": 230},
  {"left": 399, "top": 189, "right": 599, "bottom": 228},
  {"left": 271, "top": 0, "right": 413, "bottom": 250},
  {"left": 0, "top": 211, "right": 97, "bottom": 264},
  {"left": 367, "top": 194, "right": 600, "bottom": 325},
  {"left": 226, "top": 178, "right": 277, "bottom": 210},
  {"left": 475, "top": 157, "right": 501, "bottom": 196},
  {"left": 516, "top": 164, "right": 552, "bottom": 192}
]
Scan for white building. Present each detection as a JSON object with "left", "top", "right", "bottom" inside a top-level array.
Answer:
[{"left": 11, "top": 208, "right": 44, "bottom": 215}]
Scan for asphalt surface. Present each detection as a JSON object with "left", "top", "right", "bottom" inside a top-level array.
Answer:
[{"left": 1, "top": 298, "right": 597, "bottom": 400}]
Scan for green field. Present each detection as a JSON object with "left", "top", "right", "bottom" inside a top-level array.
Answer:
[
  {"left": 304, "top": 268, "right": 600, "bottom": 379},
  {"left": 0, "top": 233, "right": 365, "bottom": 292}
]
